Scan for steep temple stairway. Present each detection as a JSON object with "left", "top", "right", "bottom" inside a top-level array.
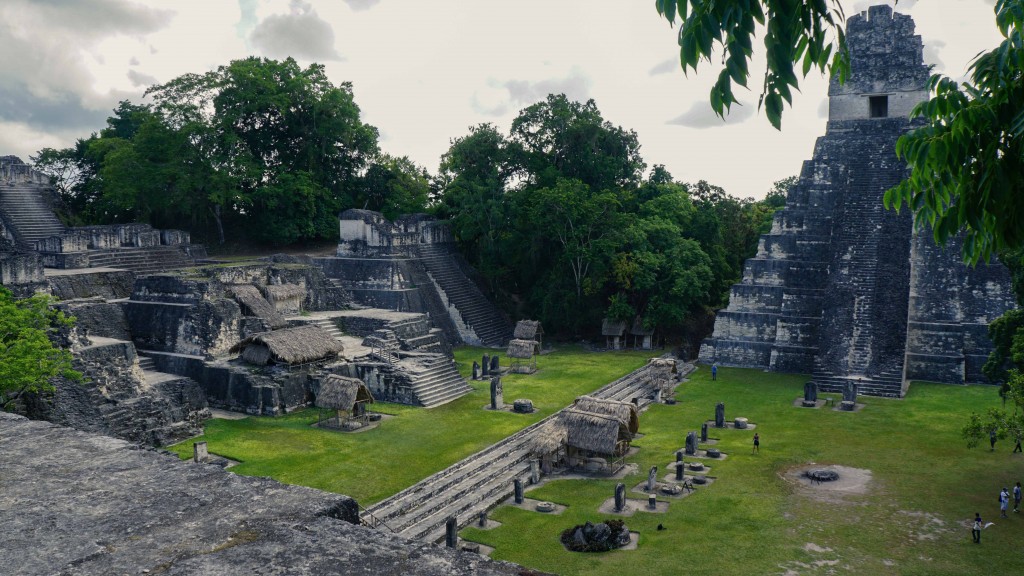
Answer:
[
  {"left": 415, "top": 243, "right": 511, "bottom": 347},
  {"left": 0, "top": 183, "right": 66, "bottom": 248}
]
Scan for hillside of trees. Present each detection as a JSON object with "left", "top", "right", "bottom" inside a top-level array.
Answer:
[{"left": 32, "top": 57, "right": 788, "bottom": 344}]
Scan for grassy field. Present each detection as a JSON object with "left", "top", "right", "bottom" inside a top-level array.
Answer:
[
  {"left": 168, "top": 345, "right": 654, "bottom": 505},
  {"left": 460, "top": 365, "right": 1024, "bottom": 575},
  {"left": 170, "top": 350, "right": 1024, "bottom": 575}
]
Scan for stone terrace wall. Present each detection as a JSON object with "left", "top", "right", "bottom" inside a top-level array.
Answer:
[{"left": 0, "top": 412, "right": 525, "bottom": 576}]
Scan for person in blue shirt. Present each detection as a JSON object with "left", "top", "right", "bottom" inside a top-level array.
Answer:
[{"left": 711, "top": 363, "right": 718, "bottom": 381}]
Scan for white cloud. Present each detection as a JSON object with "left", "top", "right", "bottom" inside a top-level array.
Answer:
[
  {"left": 249, "top": 1, "right": 341, "bottom": 61},
  {"left": 667, "top": 101, "right": 755, "bottom": 128}
]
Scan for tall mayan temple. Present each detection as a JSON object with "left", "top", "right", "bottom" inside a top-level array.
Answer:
[{"left": 698, "top": 5, "right": 1017, "bottom": 397}]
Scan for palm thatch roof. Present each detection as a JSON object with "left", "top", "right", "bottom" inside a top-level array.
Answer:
[
  {"left": 601, "top": 318, "right": 627, "bottom": 337},
  {"left": 262, "top": 283, "right": 306, "bottom": 302},
  {"left": 629, "top": 317, "right": 654, "bottom": 336},
  {"left": 529, "top": 419, "right": 567, "bottom": 457},
  {"left": 232, "top": 324, "right": 343, "bottom": 365},
  {"left": 227, "top": 284, "right": 288, "bottom": 329},
  {"left": 316, "top": 375, "right": 373, "bottom": 411},
  {"left": 561, "top": 408, "right": 631, "bottom": 455},
  {"left": 572, "top": 395, "right": 639, "bottom": 435},
  {"left": 513, "top": 320, "right": 542, "bottom": 340},
  {"left": 506, "top": 338, "right": 539, "bottom": 359}
]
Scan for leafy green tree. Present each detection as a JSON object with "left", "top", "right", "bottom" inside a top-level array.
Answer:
[
  {"left": 654, "top": 0, "right": 849, "bottom": 130},
  {"left": 963, "top": 369, "right": 1024, "bottom": 450},
  {"left": 358, "top": 154, "right": 432, "bottom": 220},
  {"left": 146, "top": 57, "right": 380, "bottom": 245},
  {"left": 0, "top": 287, "right": 81, "bottom": 411},
  {"left": 510, "top": 94, "right": 645, "bottom": 192}
]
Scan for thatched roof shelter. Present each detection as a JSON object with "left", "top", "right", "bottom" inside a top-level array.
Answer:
[
  {"left": 513, "top": 320, "right": 542, "bottom": 341},
  {"left": 528, "top": 420, "right": 567, "bottom": 457},
  {"left": 227, "top": 284, "right": 287, "bottom": 329},
  {"left": 561, "top": 408, "right": 631, "bottom": 456},
  {"left": 317, "top": 375, "right": 373, "bottom": 411},
  {"left": 601, "top": 318, "right": 627, "bottom": 337},
  {"left": 232, "top": 324, "right": 343, "bottom": 366},
  {"left": 572, "top": 395, "right": 639, "bottom": 435},
  {"left": 506, "top": 338, "right": 539, "bottom": 360}
]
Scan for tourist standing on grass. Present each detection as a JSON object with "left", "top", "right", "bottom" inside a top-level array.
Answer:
[
  {"left": 1000, "top": 488, "right": 1010, "bottom": 518},
  {"left": 1014, "top": 482, "right": 1022, "bottom": 513},
  {"left": 990, "top": 429, "right": 998, "bottom": 451},
  {"left": 711, "top": 363, "right": 718, "bottom": 381},
  {"left": 972, "top": 513, "right": 983, "bottom": 543},
  {"left": 752, "top": 433, "right": 760, "bottom": 454}
]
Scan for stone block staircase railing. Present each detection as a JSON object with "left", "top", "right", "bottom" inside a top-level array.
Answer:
[
  {"left": 362, "top": 359, "right": 692, "bottom": 543},
  {"left": 0, "top": 184, "right": 66, "bottom": 247},
  {"left": 415, "top": 243, "right": 511, "bottom": 347}
]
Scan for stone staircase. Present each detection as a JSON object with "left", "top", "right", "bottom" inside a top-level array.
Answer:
[
  {"left": 313, "top": 318, "right": 344, "bottom": 342},
  {"left": 84, "top": 246, "right": 195, "bottom": 274},
  {"left": 0, "top": 184, "right": 66, "bottom": 247},
  {"left": 415, "top": 243, "right": 511, "bottom": 347},
  {"left": 810, "top": 146, "right": 908, "bottom": 398},
  {"left": 401, "top": 354, "right": 473, "bottom": 408},
  {"left": 363, "top": 358, "right": 688, "bottom": 542}
]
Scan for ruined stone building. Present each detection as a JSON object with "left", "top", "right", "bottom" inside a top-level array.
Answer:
[
  {"left": 699, "top": 6, "right": 1017, "bottom": 397},
  {"left": 316, "top": 209, "right": 512, "bottom": 347}
]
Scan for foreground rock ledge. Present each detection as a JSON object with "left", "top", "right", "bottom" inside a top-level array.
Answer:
[{"left": 0, "top": 412, "right": 527, "bottom": 576}]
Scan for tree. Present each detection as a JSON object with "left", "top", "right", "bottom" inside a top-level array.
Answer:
[
  {"left": 0, "top": 287, "right": 80, "bottom": 411},
  {"left": 357, "top": 154, "right": 432, "bottom": 220},
  {"left": 654, "top": 0, "right": 849, "bottom": 130},
  {"left": 146, "top": 57, "right": 381, "bottom": 245},
  {"left": 655, "top": 1, "right": 1024, "bottom": 263}
]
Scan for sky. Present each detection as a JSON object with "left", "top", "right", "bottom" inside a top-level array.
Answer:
[{"left": 0, "top": 0, "right": 1004, "bottom": 200}]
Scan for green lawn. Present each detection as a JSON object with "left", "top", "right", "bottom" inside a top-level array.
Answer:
[
  {"left": 460, "top": 366, "right": 1024, "bottom": 575},
  {"left": 168, "top": 345, "right": 654, "bottom": 505},
  {"left": 171, "top": 353, "right": 1024, "bottom": 575}
]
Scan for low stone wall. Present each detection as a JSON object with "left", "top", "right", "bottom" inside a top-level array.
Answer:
[
  {"left": 0, "top": 412, "right": 522, "bottom": 575},
  {"left": 47, "top": 270, "right": 135, "bottom": 300}
]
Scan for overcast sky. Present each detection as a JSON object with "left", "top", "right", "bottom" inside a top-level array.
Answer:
[{"left": 0, "top": 0, "right": 1003, "bottom": 199}]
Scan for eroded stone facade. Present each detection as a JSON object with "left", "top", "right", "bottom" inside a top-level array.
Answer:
[{"left": 699, "top": 6, "right": 1017, "bottom": 396}]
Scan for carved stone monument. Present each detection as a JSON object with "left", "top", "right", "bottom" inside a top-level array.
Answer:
[
  {"left": 490, "top": 376, "right": 503, "bottom": 410},
  {"left": 472, "top": 361, "right": 481, "bottom": 380},
  {"left": 614, "top": 482, "right": 626, "bottom": 512},
  {"left": 804, "top": 381, "right": 818, "bottom": 402},
  {"left": 685, "top": 431, "right": 698, "bottom": 456},
  {"left": 514, "top": 478, "right": 524, "bottom": 504},
  {"left": 676, "top": 451, "right": 685, "bottom": 481},
  {"left": 715, "top": 402, "right": 725, "bottom": 428},
  {"left": 700, "top": 422, "right": 708, "bottom": 442},
  {"left": 193, "top": 441, "right": 209, "bottom": 463},
  {"left": 843, "top": 381, "right": 858, "bottom": 402},
  {"left": 530, "top": 458, "right": 540, "bottom": 484},
  {"left": 646, "top": 466, "right": 658, "bottom": 492},
  {"left": 445, "top": 515, "right": 457, "bottom": 548},
  {"left": 482, "top": 354, "right": 490, "bottom": 377},
  {"left": 490, "top": 355, "right": 499, "bottom": 374},
  {"left": 478, "top": 511, "right": 487, "bottom": 527},
  {"left": 648, "top": 494, "right": 657, "bottom": 509}
]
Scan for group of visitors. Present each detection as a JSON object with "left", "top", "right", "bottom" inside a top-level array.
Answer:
[{"left": 974, "top": 482, "right": 1023, "bottom": 543}]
